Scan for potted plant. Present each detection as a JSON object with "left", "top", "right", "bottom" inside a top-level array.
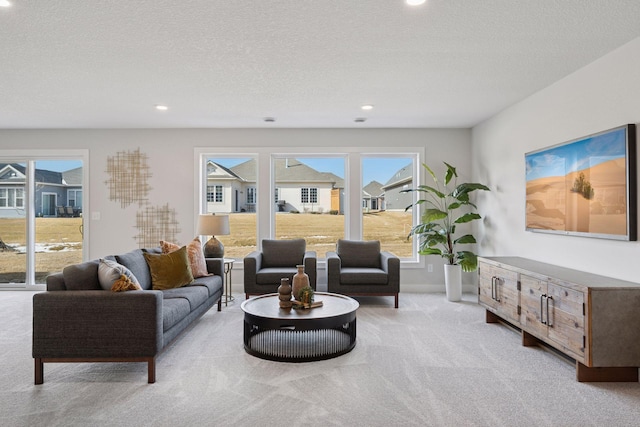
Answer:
[{"left": 404, "top": 162, "right": 490, "bottom": 301}]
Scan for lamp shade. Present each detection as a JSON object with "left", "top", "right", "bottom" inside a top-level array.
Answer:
[{"left": 197, "top": 214, "right": 230, "bottom": 236}]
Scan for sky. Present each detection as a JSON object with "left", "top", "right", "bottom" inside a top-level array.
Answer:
[
  {"left": 525, "top": 127, "right": 628, "bottom": 181},
  {"left": 34, "top": 160, "right": 83, "bottom": 172},
  {"left": 213, "top": 157, "right": 413, "bottom": 185}
]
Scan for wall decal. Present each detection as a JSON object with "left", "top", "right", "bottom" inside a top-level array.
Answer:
[
  {"left": 105, "top": 148, "right": 152, "bottom": 208},
  {"left": 134, "top": 204, "right": 181, "bottom": 248}
]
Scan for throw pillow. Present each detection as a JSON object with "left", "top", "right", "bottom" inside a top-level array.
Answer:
[
  {"left": 144, "top": 246, "right": 194, "bottom": 290},
  {"left": 111, "top": 274, "right": 142, "bottom": 292},
  {"left": 98, "top": 258, "right": 141, "bottom": 291},
  {"left": 161, "top": 238, "right": 210, "bottom": 278}
]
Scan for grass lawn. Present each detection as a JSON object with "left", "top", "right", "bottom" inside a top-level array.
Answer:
[{"left": 0, "top": 210, "right": 413, "bottom": 283}]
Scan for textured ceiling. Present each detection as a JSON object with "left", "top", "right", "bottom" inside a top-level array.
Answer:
[{"left": 2, "top": 0, "right": 640, "bottom": 129}]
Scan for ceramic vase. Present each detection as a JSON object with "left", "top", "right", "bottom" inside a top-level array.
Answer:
[
  {"left": 292, "top": 264, "right": 310, "bottom": 301},
  {"left": 278, "top": 278, "right": 292, "bottom": 308},
  {"left": 444, "top": 264, "right": 462, "bottom": 302}
]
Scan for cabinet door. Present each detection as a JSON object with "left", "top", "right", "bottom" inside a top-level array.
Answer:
[
  {"left": 519, "top": 274, "right": 548, "bottom": 339},
  {"left": 547, "top": 282, "right": 585, "bottom": 361},
  {"left": 478, "top": 262, "right": 519, "bottom": 323}
]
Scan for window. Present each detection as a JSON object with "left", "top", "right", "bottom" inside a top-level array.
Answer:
[
  {"left": 198, "top": 149, "right": 420, "bottom": 262},
  {"left": 247, "top": 187, "right": 256, "bottom": 204},
  {"left": 206, "top": 185, "right": 223, "bottom": 203},
  {"left": 0, "top": 188, "right": 24, "bottom": 208},
  {"left": 0, "top": 155, "right": 87, "bottom": 286},
  {"left": 300, "top": 187, "right": 318, "bottom": 204},
  {"left": 67, "top": 189, "right": 82, "bottom": 207}
]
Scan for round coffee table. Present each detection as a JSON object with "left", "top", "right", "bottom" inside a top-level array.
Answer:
[{"left": 241, "top": 292, "right": 359, "bottom": 362}]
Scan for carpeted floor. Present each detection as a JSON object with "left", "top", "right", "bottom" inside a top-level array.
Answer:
[{"left": 2, "top": 291, "right": 639, "bottom": 427}]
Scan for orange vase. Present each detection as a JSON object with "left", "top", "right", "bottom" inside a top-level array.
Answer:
[{"left": 292, "top": 264, "right": 310, "bottom": 301}]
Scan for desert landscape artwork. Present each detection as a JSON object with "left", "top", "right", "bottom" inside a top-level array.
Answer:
[{"left": 525, "top": 125, "right": 635, "bottom": 240}]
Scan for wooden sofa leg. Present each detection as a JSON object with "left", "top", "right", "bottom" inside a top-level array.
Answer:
[
  {"left": 35, "top": 358, "right": 43, "bottom": 385},
  {"left": 395, "top": 294, "right": 399, "bottom": 308},
  {"left": 218, "top": 298, "right": 222, "bottom": 311},
  {"left": 148, "top": 357, "right": 156, "bottom": 384}
]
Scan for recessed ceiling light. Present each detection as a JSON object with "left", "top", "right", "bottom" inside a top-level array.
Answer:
[
  {"left": 406, "top": 0, "right": 426, "bottom": 5},
  {"left": 155, "top": 105, "right": 168, "bottom": 111},
  {"left": 264, "top": 117, "right": 276, "bottom": 122},
  {"left": 355, "top": 118, "right": 367, "bottom": 123},
  {"left": 361, "top": 105, "right": 374, "bottom": 111},
  {"left": 0, "top": 0, "right": 12, "bottom": 7}
]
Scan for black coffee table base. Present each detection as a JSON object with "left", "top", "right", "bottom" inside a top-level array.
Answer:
[{"left": 244, "top": 319, "right": 357, "bottom": 362}]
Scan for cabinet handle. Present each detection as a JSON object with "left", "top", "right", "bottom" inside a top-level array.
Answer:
[
  {"left": 546, "top": 296, "right": 553, "bottom": 327},
  {"left": 495, "top": 277, "right": 501, "bottom": 302},
  {"left": 540, "top": 294, "right": 547, "bottom": 325},
  {"left": 491, "top": 276, "right": 496, "bottom": 300}
]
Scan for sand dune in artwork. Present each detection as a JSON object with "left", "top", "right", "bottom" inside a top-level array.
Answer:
[{"left": 526, "top": 158, "right": 627, "bottom": 235}]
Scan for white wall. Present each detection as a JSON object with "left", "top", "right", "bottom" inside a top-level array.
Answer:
[
  {"left": 472, "top": 36, "right": 640, "bottom": 283},
  {"left": 0, "top": 128, "right": 472, "bottom": 291}
]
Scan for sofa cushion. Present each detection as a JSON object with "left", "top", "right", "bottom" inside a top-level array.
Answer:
[
  {"left": 161, "top": 285, "right": 209, "bottom": 311},
  {"left": 261, "top": 239, "right": 305, "bottom": 268},
  {"left": 191, "top": 274, "right": 223, "bottom": 297},
  {"left": 340, "top": 267, "right": 388, "bottom": 285},
  {"left": 62, "top": 260, "right": 101, "bottom": 290},
  {"left": 162, "top": 297, "right": 191, "bottom": 332},
  {"left": 144, "top": 246, "right": 194, "bottom": 290},
  {"left": 256, "top": 267, "right": 297, "bottom": 285},
  {"left": 116, "top": 249, "right": 153, "bottom": 290},
  {"left": 97, "top": 258, "right": 140, "bottom": 291},
  {"left": 161, "top": 238, "right": 210, "bottom": 278},
  {"left": 337, "top": 239, "right": 380, "bottom": 268}
]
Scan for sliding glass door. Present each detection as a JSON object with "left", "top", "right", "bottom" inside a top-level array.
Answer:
[{"left": 0, "top": 155, "right": 86, "bottom": 286}]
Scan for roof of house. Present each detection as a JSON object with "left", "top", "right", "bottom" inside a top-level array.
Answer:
[
  {"left": 382, "top": 163, "right": 412, "bottom": 190},
  {"left": 62, "top": 167, "right": 83, "bottom": 186},
  {"left": 227, "top": 158, "right": 344, "bottom": 187},
  {"left": 363, "top": 180, "right": 384, "bottom": 198},
  {"left": 0, "top": 163, "right": 64, "bottom": 185}
]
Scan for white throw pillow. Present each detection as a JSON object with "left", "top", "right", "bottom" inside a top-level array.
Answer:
[{"left": 98, "top": 258, "right": 140, "bottom": 291}]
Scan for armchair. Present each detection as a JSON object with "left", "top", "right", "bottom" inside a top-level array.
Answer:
[
  {"left": 326, "top": 239, "right": 399, "bottom": 308},
  {"left": 244, "top": 238, "right": 317, "bottom": 298}
]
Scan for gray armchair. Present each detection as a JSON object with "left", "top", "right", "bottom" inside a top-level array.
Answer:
[
  {"left": 326, "top": 239, "right": 400, "bottom": 308},
  {"left": 244, "top": 238, "right": 317, "bottom": 298}
]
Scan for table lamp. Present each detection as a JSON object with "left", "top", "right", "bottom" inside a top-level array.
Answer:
[{"left": 197, "top": 214, "right": 230, "bottom": 258}]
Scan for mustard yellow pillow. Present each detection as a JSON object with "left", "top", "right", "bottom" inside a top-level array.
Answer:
[{"left": 143, "top": 246, "right": 194, "bottom": 290}]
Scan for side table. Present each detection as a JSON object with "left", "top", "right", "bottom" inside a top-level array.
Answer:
[{"left": 223, "top": 258, "right": 235, "bottom": 306}]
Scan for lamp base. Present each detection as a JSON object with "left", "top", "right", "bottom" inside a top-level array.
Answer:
[{"left": 203, "top": 236, "right": 224, "bottom": 258}]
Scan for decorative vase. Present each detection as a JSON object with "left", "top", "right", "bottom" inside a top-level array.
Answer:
[
  {"left": 444, "top": 264, "right": 462, "bottom": 302},
  {"left": 278, "top": 278, "right": 292, "bottom": 308},
  {"left": 292, "top": 264, "right": 310, "bottom": 301}
]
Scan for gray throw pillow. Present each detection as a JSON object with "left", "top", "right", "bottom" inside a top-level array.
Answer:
[{"left": 261, "top": 239, "right": 306, "bottom": 268}]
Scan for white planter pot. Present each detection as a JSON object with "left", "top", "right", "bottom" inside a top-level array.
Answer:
[{"left": 444, "top": 264, "right": 462, "bottom": 302}]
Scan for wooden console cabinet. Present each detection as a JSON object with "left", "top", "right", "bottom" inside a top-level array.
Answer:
[{"left": 478, "top": 257, "right": 640, "bottom": 382}]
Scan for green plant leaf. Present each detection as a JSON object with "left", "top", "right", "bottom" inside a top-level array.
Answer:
[
  {"left": 454, "top": 212, "right": 481, "bottom": 224},
  {"left": 444, "top": 163, "right": 457, "bottom": 185},
  {"left": 418, "top": 247, "right": 443, "bottom": 256},
  {"left": 422, "top": 208, "right": 447, "bottom": 223},
  {"left": 448, "top": 202, "right": 461, "bottom": 210},
  {"left": 423, "top": 163, "right": 438, "bottom": 183},
  {"left": 454, "top": 234, "right": 476, "bottom": 244},
  {"left": 457, "top": 251, "right": 478, "bottom": 272}
]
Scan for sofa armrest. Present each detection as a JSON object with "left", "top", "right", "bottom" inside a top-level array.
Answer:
[
  {"left": 33, "top": 290, "right": 163, "bottom": 359},
  {"left": 326, "top": 251, "right": 341, "bottom": 290},
  {"left": 303, "top": 250, "right": 317, "bottom": 288},
  {"left": 205, "top": 258, "right": 224, "bottom": 278},
  {"left": 380, "top": 252, "right": 400, "bottom": 289},
  {"left": 243, "top": 251, "right": 262, "bottom": 288},
  {"left": 45, "top": 272, "right": 66, "bottom": 291}
]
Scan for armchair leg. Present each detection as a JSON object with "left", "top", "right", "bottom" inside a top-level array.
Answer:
[
  {"left": 395, "top": 294, "right": 399, "bottom": 309},
  {"left": 148, "top": 357, "right": 156, "bottom": 384},
  {"left": 35, "top": 358, "right": 43, "bottom": 385}
]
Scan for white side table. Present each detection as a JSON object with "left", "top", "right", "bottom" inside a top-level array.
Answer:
[{"left": 223, "top": 259, "right": 235, "bottom": 306}]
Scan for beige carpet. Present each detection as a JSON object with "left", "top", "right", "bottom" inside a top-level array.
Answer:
[{"left": 2, "top": 291, "right": 640, "bottom": 427}]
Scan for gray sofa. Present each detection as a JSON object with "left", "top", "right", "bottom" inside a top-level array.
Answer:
[{"left": 32, "top": 248, "right": 223, "bottom": 384}]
